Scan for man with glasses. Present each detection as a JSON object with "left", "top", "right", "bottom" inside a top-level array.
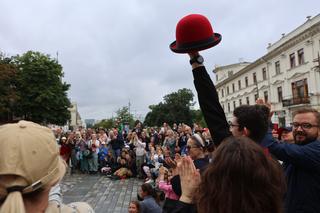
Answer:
[{"left": 262, "top": 108, "right": 320, "bottom": 213}]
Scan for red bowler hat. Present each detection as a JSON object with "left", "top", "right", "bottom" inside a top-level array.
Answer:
[{"left": 170, "top": 14, "right": 222, "bottom": 53}]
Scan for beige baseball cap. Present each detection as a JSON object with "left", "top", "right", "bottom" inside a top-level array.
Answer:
[{"left": 0, "top": 120, "right": 66, "bottom": 198}]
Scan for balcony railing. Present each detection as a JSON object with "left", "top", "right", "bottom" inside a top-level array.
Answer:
[{"left": 282, "top": 96, "right": 310, "bottom": 107}]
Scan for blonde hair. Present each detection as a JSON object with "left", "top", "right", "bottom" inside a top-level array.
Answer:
[{"left": 0, "top": 191, "right": 26, "bottom": 213}]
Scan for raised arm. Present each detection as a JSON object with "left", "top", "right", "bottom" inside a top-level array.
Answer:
[{"left": 189, "top": 52, "right": 231, "bottom": 146}]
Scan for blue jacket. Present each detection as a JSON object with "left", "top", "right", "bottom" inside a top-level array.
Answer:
[
  {"left": 140, "top": 196, "right": 162, "bottom": 213},
  {"left": 262, "top": 131, "right": 320, "bottom": 213}
]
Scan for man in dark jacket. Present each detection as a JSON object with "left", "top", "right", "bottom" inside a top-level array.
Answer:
[{"left": 262, "top": 108, "right": 320, "bottom": 213}]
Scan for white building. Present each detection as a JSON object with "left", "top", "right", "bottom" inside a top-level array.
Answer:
[{"left": 214, "top": 14, "right": 320, "bottom": 127}]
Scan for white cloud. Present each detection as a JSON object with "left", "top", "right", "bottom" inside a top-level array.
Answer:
[{"left": 1, "top": 0, "right": 319, "bottom": 119}]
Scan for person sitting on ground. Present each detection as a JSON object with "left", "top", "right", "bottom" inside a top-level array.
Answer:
[
  {"left": 0, "top": 120, "right": 94, "bottom": 213},
  {"left": 100, "top": 150, "right": 117, "bottom": 175},
  {"left": 175, "top": 136, "right": 286, "bottom": 213}
]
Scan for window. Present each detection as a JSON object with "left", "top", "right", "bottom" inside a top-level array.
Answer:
[
  {"left": 221, "top": 89, "right": 224, "bottom": 97},
  {"left": 222, "top": 104, "right": 225, "bottom": 111},
  {"left": 232, "top": 83, "right": 235, "bottom": 92},
  {"left": 245, "top": 77, "right": 248, "bottom": 86},
  {"left": 253, "top": 72, "right": 257, "bottom": 84},
  {"left": 254, "top": 94, "right": 259, "bottom": 101},
  {"left": 238, "top": 80, "right": 241, "bottom": 90},
  {"left": 298, "top": 49, "right": 304, "bottom": 65},
  {"left": 277, "top": 87, "right": 283, "bottom": 102},
  {"left": 292, "top": 79, "right": 308, "bottom": 99},
  {"left": 264, "top": 91, "right": 268, "bottom": 103},
  {"left": 228, "top": 103, "right": 230, "bottom": 113},
  {"left": 233, "top": 101, "right": 236, "bottom": 109},
  {"left": 262, "top": 68, "right": 267, "bottom": 80},
  {"left": 291, "top": 79, "right": 309, "bottom": 105},
  {"left": 239, "top": 99, "right": 242, "bottom": 106},
  {"left": 216, "top": 74, "right": 218, "bottom": 81},
  {"left": 246, "top": 97, "right": 250, "bottom": 105},
  {"left": 290, "top": 53, "right": 296, "bottom": 68},
  {"left": 227, "top": 86, "right": 230, "bottom": 95},
  {"left": 275, "top": 61, "right": 281, "bottom": 74}
]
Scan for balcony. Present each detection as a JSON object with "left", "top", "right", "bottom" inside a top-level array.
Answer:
[{"left": 282, "top": 96, "right": 310, "bottom": 107}]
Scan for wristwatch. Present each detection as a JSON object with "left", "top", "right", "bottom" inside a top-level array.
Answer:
[{"left": 189, "top": 55, "right": 204, "bottom": 65}]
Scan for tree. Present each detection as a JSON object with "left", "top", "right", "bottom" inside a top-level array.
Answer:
[
  {"left": 93, "top": 118, "right": 115, "bottom": 130},
  {"left": 94, "top": 106, "right": 135, "bottom": 130},
  {"left": 115, "top": 106, "right": 135, "bottom": 128},
  {"left": 12, "top": 51, "right": 71, "bottom": 125},
  {"left": 191, "top": 109, "right": 207, "bottom": 128},
  {"left": 0, "top": 54, "right": 18, "bottom": 123},
  {"left": 144, "top": 88, "right": 195, "bottom": 127}
]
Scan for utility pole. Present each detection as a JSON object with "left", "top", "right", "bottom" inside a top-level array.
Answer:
[
  {"left": 128, "top": 100, "right": 131, "bottom": 117},
  {"left": 56, "top": 51, "right": 59, "bottom": 63}
]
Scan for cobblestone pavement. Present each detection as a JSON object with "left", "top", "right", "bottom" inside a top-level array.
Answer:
[{"left": 60, "top": 173, "right": 143, "bottom": 213}]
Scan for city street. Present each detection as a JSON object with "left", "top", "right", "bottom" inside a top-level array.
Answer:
[{"left": 60, "top": 173, "right": 143, "bottom": 213}]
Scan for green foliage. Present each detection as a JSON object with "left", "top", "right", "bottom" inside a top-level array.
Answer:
[
  {"left": 0, "top": 55, "right": 18, "bottom": 122},
  {"left": 93, "top": 118, "right": 114, "bottom": 130},
  {"left": 144, "top": 88, "right": 195, "bottom": 127},
  {"left": 5, "top": 51, "right": 71, "bottom": 125},
  {"left": 191, "top": 109, "right": 207, "bottom": 128},
  {"left": 115, "top": 106, "right": 135, "bottom": 128},
  {"left": 94, "top": 106, "right": 135, "bottom": 130}
]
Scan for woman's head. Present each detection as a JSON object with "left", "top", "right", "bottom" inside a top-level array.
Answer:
[
  {"left": 128, "top": 200, "right": 140, "bottom": 213},
  {"left": 166, "top": 129, "right": 174, "bottom": 138},
  {"left": 186, "top": 134, "right": 206, "bottom": 160},
  {"left": 0, "top": 121, "right": 66, "bottom": 213},
  {"left": 196, "top": 136, "right": 285, "bottom": 213}
]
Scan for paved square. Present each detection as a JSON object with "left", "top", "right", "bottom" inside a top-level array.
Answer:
[{"left": 60, "top": 174, "right": 143, "bottom": 213}]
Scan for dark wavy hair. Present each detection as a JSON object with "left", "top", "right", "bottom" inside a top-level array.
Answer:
[
  {"left": 140, "top": 183, "right": 160, "bottom": 203},
  {"left": 233, "top": 105, "right": 270, "bottom": 143},
  {"left": 196, "top": 136, "right": 285, "bottom": 213}
]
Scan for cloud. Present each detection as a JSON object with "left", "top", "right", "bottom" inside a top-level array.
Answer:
[{"left": 1, "top": 0, "right": 319, "bottom": 120}]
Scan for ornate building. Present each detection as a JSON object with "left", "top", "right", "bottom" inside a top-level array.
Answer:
[{"left": 214, "top": 14, "right": 320, "bottom": 127}]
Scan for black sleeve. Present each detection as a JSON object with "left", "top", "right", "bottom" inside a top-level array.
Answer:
[
  {"left": 192, "top": 66, "right": 232, "bottom": 146},
  {"left": 170, "top": 175, "right": 182, "bottom": 197},
  {"left": 171, "top": 201, "right": 197, "bottom": 213}
]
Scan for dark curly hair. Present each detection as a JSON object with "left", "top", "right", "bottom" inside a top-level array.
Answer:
[
  {"left": 233, "top": 105, "right": 270, "bottom": 143},
  {"left": 196, "top": 136, "right": 286, "bottom": 213}
]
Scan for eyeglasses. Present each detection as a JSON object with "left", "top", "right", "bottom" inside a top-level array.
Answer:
[
  {"left": 186, "top": 145, "right": 200, "bottom": 150},
  {"left": 291, "top": 122, "right": 319, "bottom": 130},
  {"left": 228, "top": 121, "right": 240, "bottom": 128}
]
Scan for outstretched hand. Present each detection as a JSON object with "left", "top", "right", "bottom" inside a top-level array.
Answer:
[
  {"left": 187, "top": 51, "right": 199, "bottom": 59},
  {"left": 256, "top": 98, "right": 274, "bottom": 119},
  {"left": 178, "top": 156, "right": 201, "bottom": 204}
]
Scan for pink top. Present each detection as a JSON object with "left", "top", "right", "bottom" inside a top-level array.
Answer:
[{"left": 158, "top": 180, "right": 179, "bottom": 200}]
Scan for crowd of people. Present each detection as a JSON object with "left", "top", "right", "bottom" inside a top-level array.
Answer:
[{"left": 1, "top": 49, "right": 320, "bottom": 213}]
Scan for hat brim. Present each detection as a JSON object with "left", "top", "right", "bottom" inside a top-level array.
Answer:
[
  {"left": 53, "top": 157, "right": 67, "bottom": 183},
  {"left": 170, "top": 33, "right": 221, "bottom": 54}
]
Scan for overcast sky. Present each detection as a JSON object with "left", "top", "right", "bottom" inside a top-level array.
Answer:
[{"left": 1, "top": 0, "right": 319, "bottom": 121}]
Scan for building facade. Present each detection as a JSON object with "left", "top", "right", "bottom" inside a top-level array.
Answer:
[
  {"left": 68, "top": 102, "right": 83, "bottom": 130},
  {"left": 214, "top": 14, "right": 320, "bottom": 127}
]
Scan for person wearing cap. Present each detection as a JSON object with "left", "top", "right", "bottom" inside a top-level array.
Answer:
[
  {"left": 0, "top": 120, "right": 94, "bottom": 213},
  {"left": 278, "top": 126, "right": 294, "bottom": 143}
]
